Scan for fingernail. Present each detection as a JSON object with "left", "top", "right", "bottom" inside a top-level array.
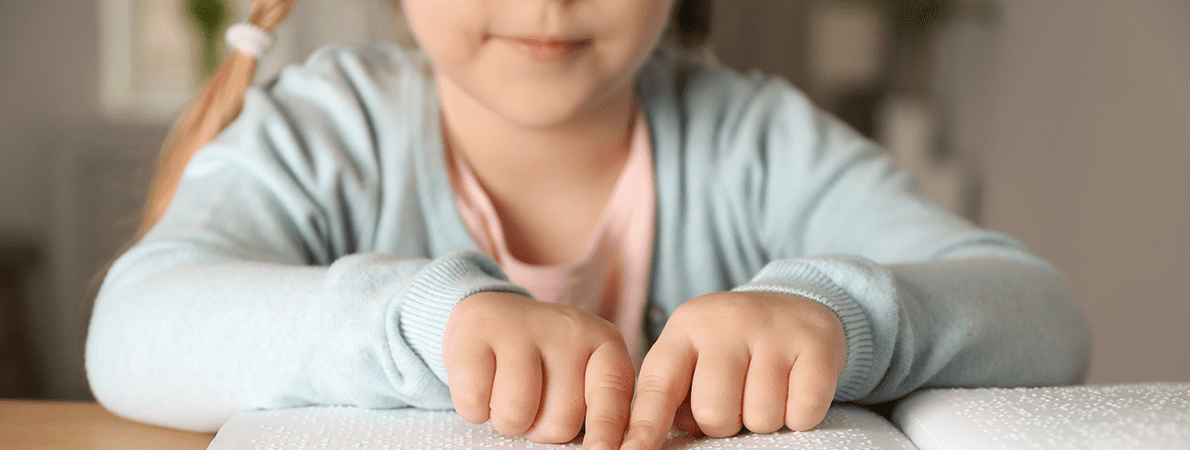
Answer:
[
  {"left": 621, "top": 439, "right": 645, "bottom": 450},
  {"left": 588, "top": 442, "right": 610, "bottom": 450}
]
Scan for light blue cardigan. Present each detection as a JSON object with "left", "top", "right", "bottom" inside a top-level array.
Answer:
[{"left": 86, "top": 43, "right": 1091, "bottom": 432}]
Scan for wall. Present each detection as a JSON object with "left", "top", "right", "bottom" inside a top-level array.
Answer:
[
  {"left": 716, "top": 0, "right": 1190, "bottom": 385},
  {"left": 974, "top": 0, "right": 1190, "bottom": 383},
  {"left": 0, "top": 2, "right": 98, "bottom": 230},
  {"left": 0, "top": 0, "right": 104, "bottom": 399}
]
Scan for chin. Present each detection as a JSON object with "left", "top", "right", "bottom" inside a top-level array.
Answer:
[
  {"left": 501, "top": 102, "right": 589, "bottom": 129},
  {"left": 491, "top": 88, "right": 606, "bottom": 129},
  {"left": 504, "top": 76, "right": 636, "bottom": 130}
]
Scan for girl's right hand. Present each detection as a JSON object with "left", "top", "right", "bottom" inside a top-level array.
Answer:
[{"left": 444, "top": 291, "right": 636, "bottom": 450}]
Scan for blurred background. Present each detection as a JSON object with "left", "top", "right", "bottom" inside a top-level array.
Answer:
[{"left": 0, "top": 0, "right": 1187, "bottom": 401}]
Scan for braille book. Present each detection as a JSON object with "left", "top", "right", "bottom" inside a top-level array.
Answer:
[{"left": 208, "top": 382, "right": 1190, "bottom": 450}]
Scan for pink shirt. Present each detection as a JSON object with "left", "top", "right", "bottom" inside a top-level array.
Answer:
[{"left": 448, "top": 111, "right": 656, "bottom": 363}]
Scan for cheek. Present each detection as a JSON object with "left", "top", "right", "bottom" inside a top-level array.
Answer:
[
  {"left": 402, "top": 0, "right": 483, "bottom": 61},
  {"left": 599, "top": 0, "right": 675, "bottom": 64},
  {"left": 642, "top": 0, "right": 679, "bottom": 39}
]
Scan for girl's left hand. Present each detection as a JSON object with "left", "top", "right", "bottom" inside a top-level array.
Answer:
[{"left": 619, "top": 291, "right": 847, "bottom": 450}]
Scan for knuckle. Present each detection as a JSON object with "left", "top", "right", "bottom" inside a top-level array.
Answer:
[
  {"left": 587, "top": 413, "right": 627, "bottom": 432},
  {"left": 799, "top": 306, "right": 844, "bottom": 341},
  {"left": 589, "top": 370, "right": 635, "bottom": 399},
  {"left": 626, "top": 421, "right": 665, "bottom": 440},
  {"left": 667, "top": 301, "right": 702, "bottom": 327},
  {"left": 554, "top": 307, "right": 588, "bottom": 328},
  {"left": 674, "top": 294, "right": 760, "bottom": 329},
  {"left": 545, "top": 308, "right": 622, "bottom": 347},
  {"left": 594, "top": 320, "right": 625, "bottom": 343},
  {"left": 792, "top": 382, "right": 837, "bottom": 407},
  {"left": 807, "top": 317, "right": 843, "bottom": 343},
  {"left": 790, "top": 392, "right": 831, "bottom": 412},
  {"left": 633, "top": 373, "right": 673, "bottom": 397}
]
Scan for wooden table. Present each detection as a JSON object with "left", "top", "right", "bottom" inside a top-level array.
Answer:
[{"left": 0, "top": 400, "right": 215, "bottom": 449}]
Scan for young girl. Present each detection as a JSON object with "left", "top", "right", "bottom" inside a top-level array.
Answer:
[{"left": 86, "top": 1, "right": 1091, "bottom": 450}]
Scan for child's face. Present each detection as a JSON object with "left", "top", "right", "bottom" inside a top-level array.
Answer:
[{"left": 402, "top": 0, "right": 675, "bottom": 128}]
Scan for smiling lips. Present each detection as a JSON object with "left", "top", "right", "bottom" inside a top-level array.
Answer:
[{"left": 503, "top": 37, "right": 592, "bottom": 62}]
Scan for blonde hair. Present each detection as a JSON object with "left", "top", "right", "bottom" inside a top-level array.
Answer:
[{"left": 136, "top": 0, "right": 295, "bottom": 238}]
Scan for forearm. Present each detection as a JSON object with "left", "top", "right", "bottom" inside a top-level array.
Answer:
[
  {"left": 86, "top": 248, "right": 524, "bottom": 432},
  {"left": 878, "top": 253, "right": 1091, "bottom": 398},
  {"left": 737, "top": 250, "right": 1091, "bottom": 404}
]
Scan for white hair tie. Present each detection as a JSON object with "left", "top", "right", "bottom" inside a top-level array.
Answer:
[{"left": 225, "top": 23, "right": 275, "bottom": 58}]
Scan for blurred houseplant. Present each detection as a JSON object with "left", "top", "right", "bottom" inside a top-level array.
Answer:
[{"left": 187, "top": 0, "right": 233, "bottom": 77}]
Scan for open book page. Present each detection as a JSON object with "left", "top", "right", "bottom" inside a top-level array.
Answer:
[
  {"left": 208, "top": 405, "right": 919, "bottom": 450},
  {"left": 892, "top": 382, "right": 1190, "bottom": 450}
]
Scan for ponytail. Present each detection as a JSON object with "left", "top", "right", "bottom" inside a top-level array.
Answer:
[{"left": 136, "top": 0, "right": 296, "bottom": 239}]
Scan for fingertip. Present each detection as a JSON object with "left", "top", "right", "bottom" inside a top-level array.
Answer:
[
  {"left": 785, "top": 352, "right": 837, "bottom": 432},
  {"left": 455, "top": 406, "right": 490, "bottom": 425},
  {"left": 585, "top": 441, "right": 611, "bottom": 450},
  {"left": 620, "top": 438, "right": 645, "bottom": 450},
  {"left": 785, "top": 415, "right": 824, "bottom": 432},
  {"left": 784, "top": 400, "right": 830, "bottom": 432}
]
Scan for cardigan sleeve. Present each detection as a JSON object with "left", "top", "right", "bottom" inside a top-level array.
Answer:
[
  {"left": 721, "top": 74, "right": 1092, "bottom": 403},
  {"left": 85, "top": 45, "right": 527, "bottom": 432}
]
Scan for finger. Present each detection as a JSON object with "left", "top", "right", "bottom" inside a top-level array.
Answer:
[
  {"left": 672, "top": 392, "right": 703, "bottom": 437},
  {"left": 524, "top": 351, "right": 588, "bottom": 444},
  {"left": 741, "top": 351, "right": 791, "bottom": 434},
  {"left": 445, "top": 341, "right": 496, "bottom": 424},
  {"left": 581, "top": 341, "right": 635, "bottom": 450},
  {"left": 621, "top": 339, "right": 696, "bottom": 450},
  {"left": 689, "top": 346, "right": 748, "bottom": 438},
  {"left": 489, "top": 347, "right": 543, "bottom": 436},
  {"left": 785, "top": 351, "right": 838, "bottom": 432}
]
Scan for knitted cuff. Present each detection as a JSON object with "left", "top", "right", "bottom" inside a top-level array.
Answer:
[
  {"left": 396, "top": 250, "right": 531, "bottom": 384},
  {"left": 733, "top": 257, "right": 884, "bottom": 401}
]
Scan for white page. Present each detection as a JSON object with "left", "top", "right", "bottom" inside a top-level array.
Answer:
[
  {"left": 893, "top": 382, "right": 1190, "bottom": 450},
  {"left": 209, "top": 405, "right": 919, "bottom": 450}
]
